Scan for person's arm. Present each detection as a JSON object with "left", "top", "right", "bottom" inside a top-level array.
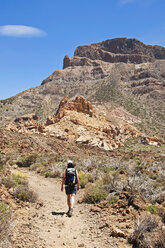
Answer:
[
  {"left": 61, "top": 171, "right": 66, "bottom": 192},
  {"left": 76, "top": 170, "right": 80, "bottom": 191}
]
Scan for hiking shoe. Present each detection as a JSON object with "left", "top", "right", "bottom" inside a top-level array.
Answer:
[{"left": 68, "top": 208, "right": 73, "bottom": 217}]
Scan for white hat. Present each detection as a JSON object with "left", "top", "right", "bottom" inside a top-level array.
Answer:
[{"left": 67, "top": 160, "right": 73, "bottom": 165}]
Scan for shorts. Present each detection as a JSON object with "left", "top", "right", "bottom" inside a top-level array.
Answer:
[{"left": 65, "top": 185, "right": 77, "bottom": 195}]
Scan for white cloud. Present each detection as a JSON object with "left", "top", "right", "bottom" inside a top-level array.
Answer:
[
  {"left": 119, "top": 0, "right": 135, "bottom": 5},
  {"left": 0, "top": 25, "right": 46, "bottom": 37}
]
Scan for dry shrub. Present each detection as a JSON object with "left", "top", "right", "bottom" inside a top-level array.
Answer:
[
  {"left": 30, "top": 163, "right": 43, "bottom": 171},
  {"left": 1, "top": 176, "right": 15, "bottom": 188},
  {"left": 129, "top": 212, "right": 165, "bottom": 248},
  {"left": 1, "top": 171, "right": 28, "bottom": 188},
  {"left": 13, "top": 185, "right": 37, "bottom": 203},
  {"left": 48, "top": 170, "right": 61, "bottom": 178},
  {"left": 0, "top": 201, "right": 10, "bottom": 236},
  {"left": 152, "top": 191, "right": 165, "bottom": 204},
  {"left": 157, "top": 207, "right": 165, "bottom": 224},
  {"left": 102, "top": 170, "right": 127, "bottom": 193}
]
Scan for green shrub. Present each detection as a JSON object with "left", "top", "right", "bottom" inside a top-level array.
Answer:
[
  {"left": 45, "top": 171, "right": 51, "bottom": 178},
  {"left": 79, "top": 171, "right": 93, "bottom": 188},
  {"left": 145, "top": 205, "right": 158, "bottom": 214},
  {"left": 82, "top": 180, "right": 108, "bottom": 203},
  {"left": 16, "top": 153, "right": 38, "bottom": 167},
  {"left": 78, "top": 171, "right": 93, "bottom": 188},
  {"left": 109, "top": 197, "right": 119, "bottom": 204}
]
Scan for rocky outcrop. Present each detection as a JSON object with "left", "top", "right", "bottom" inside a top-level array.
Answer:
[
  {"left": 45, "top": 96, "right": 143, "bottom": 151},
  {"left": 5, "top": 114, "right": 45, "bottom": 134},
  {"left": 63, "top": 50, "right": 154, "bottom": 69},
  {"left": 75, "top": 38, "right": 165, "bottom": 59},
  {"left": 63, "top": 38, "right": 165, "bottom": 69}
]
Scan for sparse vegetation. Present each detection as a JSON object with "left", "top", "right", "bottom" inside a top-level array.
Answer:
[
  {"left": 30, "top": 163, "right": 44, "bottom": 171},
  {"left": 0, "top": 201, "right": 10, "bottom": 226},
  {"left": 16, "top": 153, "right": 38, "bottom": 167},
  {"left": 145, "top": 205, "right": 158, "bottom": 214},
  {"left": 1, "top": 171, "right": 37, "bottom": 203},
  {"left": 108, "top": 196, "right": 119, "bottom": 204},
  {"left": 0, "top": 96, "right": 16, "bottom": 105}
]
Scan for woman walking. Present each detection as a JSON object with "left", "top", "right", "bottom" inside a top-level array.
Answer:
[{"left": 61, "top": 160, "right": 80, "bottom": 217}]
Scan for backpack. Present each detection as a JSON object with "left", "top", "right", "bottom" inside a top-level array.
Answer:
[{"left": 65, "top": 168, "right": 77, "bottom": 187}]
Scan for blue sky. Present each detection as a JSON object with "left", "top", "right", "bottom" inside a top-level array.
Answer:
[{"left": 0, "top": 0, "right": 165, "bottom": 99}]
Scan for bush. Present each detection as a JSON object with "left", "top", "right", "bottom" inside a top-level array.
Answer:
[
  {"left": 108, "top": 196, "right": 119, "bottom": 204},
  {"left": 1, "top": 176, "right": 15, "bottom": 188},
  {"left": 12, "top": 171, "right": 28, "bottom": 185},
  {"left": 82, "top": 180, "right": 108, "bottom": 203},
  {"left": 0, "top": 201, "right": 10, "bottom": 235},
  {"left": 13, "top": 185, "right": 37, "bottom": 202},
  {"left": 48, "top": 170, "right": 61, "bottom": 178},
  {"left": 145, "top": 205, "right": 158, "bottom": 214},
  {"left": 129, "top": 213, "right": 165, "bottom": 248},
  {"left": 1, "top": 171, "right": 28, "bottom": 188},
  {"left": 44, "top": 171, "right": 51, "bottom": 178},
  {"left": 30, "top": 163, "right": 43, "bottom": 171},
  {"left": 16, "top": 153, "right": 38, "bottom": 167},
  {"left": 158, "top": 207, "right": 165, "bottom": 224},
  {"left": 79, "top": 171, "right": 93, "bottom": 188}
]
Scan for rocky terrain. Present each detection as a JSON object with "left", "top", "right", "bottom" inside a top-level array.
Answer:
[
  {"left": 5, "top": 96, "right": 164, "bottom": 151},
  {"left": 0, "top": 38, "right": 165, "bottom": 138},
  {"left": 0, "top": 37, "right": 165, "bottom": 248}
]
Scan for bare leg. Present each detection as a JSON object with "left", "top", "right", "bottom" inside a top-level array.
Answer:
[
  {"left": 70, "top": 194, "right": 75, "bottom": 209},
  {"left": 67, "top": 195, "right": 71, "bottom": 208}
]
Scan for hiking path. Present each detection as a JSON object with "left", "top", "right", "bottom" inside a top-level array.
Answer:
[{"left": 12, "top": 169, "right": 115, "bottom": 248}]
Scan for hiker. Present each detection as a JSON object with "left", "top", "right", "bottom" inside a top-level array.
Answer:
[{"left": 61, "top": 160, "right": 80, "bottom": 217}]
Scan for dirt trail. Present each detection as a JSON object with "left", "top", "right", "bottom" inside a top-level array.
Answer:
[{"left": 13, "top": 170, "right": 114, "bottom": 248}]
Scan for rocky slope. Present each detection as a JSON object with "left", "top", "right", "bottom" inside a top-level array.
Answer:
[
  {"left": 0, "top": 38, "right": 165, "bottom": 138},
  {"left": 5, "top": 96, "right": 163, "bottom": 151}
]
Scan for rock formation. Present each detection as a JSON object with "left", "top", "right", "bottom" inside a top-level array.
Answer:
[
  {"left": 5, "top": 114, "right": 45, "bottom": 134},
  {"left": 5, "top": 96, "right": 145, "bottom": 151},
  {"left": 62, "top": 38, "right": 165, "bottom": 70}
]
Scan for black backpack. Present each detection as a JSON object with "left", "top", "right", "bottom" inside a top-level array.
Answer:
[{"left": 65, "top": 168, "right": 77, "bottom": 187}]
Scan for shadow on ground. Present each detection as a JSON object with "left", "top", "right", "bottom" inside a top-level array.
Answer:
[{"left": 51, "top": 211, "right": 66, "bottom": 216}]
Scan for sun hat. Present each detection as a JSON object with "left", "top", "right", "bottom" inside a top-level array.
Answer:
[{"left": 67, "top": 160, "right": 73, "bottom": 165}]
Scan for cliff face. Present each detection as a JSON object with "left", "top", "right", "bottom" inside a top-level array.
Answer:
[
  {"left": 76, "top": 38, "right": 165, "bottom": 58},
  {"left": 63, "top": 38, "right": 165, "bottom": 69}
]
